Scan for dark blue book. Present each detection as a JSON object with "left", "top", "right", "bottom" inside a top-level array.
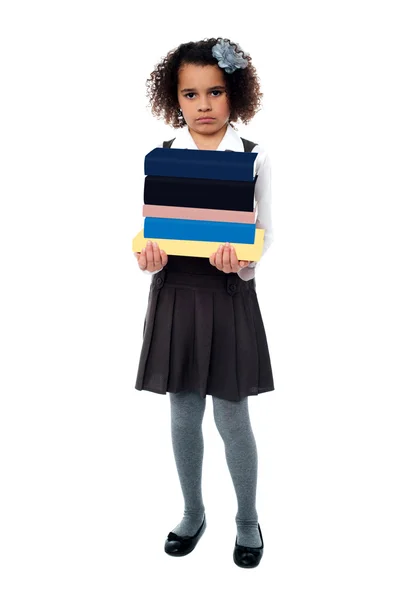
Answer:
[
  {"left": 144, "top": 217, "right": 256, "bottom": 244},
  {"left": 144, "top": 175, "right": 256, "bottom": 212},
  {"left": 144, "top": 147, "right": 257, "bottom": 182}
]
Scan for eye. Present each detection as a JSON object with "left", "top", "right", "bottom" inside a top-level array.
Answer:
[{"left": 183, "top": 90, "right": 223, "bottom": 99}]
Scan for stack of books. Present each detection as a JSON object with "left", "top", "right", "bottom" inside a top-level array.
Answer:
[{"left": 132, "top": 147, "right": 264, "bottom": 260}]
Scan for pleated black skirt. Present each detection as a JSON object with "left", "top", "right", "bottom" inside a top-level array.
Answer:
[{"left": 135, "top": 255, "right": 274, "bottom": 402}]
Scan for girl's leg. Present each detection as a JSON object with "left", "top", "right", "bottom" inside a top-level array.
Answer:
[
  {"left": 169, "top": 390, "right": 206, "bottom": 536},
  {"left": 212, "top": 396, "right": 262, "bottom": 547}
]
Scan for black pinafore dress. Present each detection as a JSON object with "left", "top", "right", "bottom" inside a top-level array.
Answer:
[{"left": 135, "top": 137, "right": 274, "bottom": 402}]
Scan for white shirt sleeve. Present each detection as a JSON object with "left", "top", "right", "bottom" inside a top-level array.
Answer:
[
  {"left": 135, "top": 258, "right": 164, "bottom": 276},
  {"left": 238, "top": 148, "right": 273, "bottom": 281}
]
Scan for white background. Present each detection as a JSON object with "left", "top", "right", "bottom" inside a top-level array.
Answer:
[{"left": 1, "top": 1, "right": 398, "bottom": 598}]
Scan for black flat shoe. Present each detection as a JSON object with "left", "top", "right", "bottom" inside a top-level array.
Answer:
[
  {"left": 164, "top": 515, "right": 206, "bottom": 557},
  {"left": 233, "top": 524, "right": 264, "bottom": 568}
]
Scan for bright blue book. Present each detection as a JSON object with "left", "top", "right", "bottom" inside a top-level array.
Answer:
[
  {"left": 144, "top": 148, "right": 257, "bottom": 182},
  {"left": 144, "top": 217, "right": 256, "bottom": 244}
]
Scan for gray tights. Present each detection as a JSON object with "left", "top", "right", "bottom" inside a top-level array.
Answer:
[{"left": 170, "top": 390, "right": 261, "bottom": 547}]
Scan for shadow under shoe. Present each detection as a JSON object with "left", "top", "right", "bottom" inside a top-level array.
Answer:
[
  {"left": 233, "top": 523, "right": 264, "bottom": 568},
  {"left": 164, "top": 515, "right": 207, "bottom": 557}
]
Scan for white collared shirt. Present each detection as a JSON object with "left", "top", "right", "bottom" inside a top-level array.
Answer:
[{"left": 140, "top": 123, "right": 273, "bottom": 281}]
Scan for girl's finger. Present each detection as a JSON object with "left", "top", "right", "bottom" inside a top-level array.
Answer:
[
  {"left": 138, "top": 248, "right": 147, "bottom": 270},
  {"left": 161, "top": 250, "right": 168, "bottom": 266},
  {"left": 222, "top": 243, "right": 231, "bottom": 269},
  {"left": 230, "top": 246, "right": 239, "bottom": 270},
  {"left": 215, "top": 244, "right": 224, "bottom": 270},
  {"left": 146, "top": 241, "right": 154, "bottom": 267},
  {"left": 152, "top": 241, "right": 162, "bottom": 268}
]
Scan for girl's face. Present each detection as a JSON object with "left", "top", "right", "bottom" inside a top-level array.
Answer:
[{"left": 177, "top": 63, "right": 230, "bottom": 136}]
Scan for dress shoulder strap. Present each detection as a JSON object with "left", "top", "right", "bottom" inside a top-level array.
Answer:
[
  {"left": 162, "top": 136, "right": 258, "bottom": 152},
  {"left": 240, "top": 137, "right": 258, "bottom": 153}
]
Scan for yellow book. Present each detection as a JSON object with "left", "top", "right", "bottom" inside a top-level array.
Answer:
[{"left": 132, "top": 228, "right": 265, "bottom": 261}]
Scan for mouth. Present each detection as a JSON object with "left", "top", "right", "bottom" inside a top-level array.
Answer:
[{"left": 197, "top": 117, "right": 215, "bottom": 122}]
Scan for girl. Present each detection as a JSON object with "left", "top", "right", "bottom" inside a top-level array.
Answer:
[{"left": 134, "top": 38, "right": 274, "bottom": 568}]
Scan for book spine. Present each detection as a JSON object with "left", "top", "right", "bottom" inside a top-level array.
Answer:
[
  {"left": 145, "top": 154, "right": 253, "bottom": 181},
  {"left": 144, "top": 176, "right": 255, "bottom": 212},
  {"left": 142, "top": 205, "right": 256, "bottom": 223},
  {"left": 144, "top": 217, "right": 256, "bottom": 244}
]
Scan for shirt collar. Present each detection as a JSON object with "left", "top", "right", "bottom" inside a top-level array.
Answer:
[{"left": 171, "top": 123, "right": 244, "bottom": 152}]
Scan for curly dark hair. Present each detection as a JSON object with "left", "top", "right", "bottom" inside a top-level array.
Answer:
[{"left": 146, "top": 38, "right": 263, "bottom": 129}]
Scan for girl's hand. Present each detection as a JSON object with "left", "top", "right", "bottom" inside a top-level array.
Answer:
[
  {"left": 210, "top": 243, "right": 249, "bottom": 273},
  {"left": 134, "top": 241, "right": 168, "bottom": 272}
]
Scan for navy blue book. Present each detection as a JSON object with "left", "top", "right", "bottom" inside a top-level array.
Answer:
[
  {"left": 144, "top": 217, "right": 256, "bottom": 244},
  {"left": 144, "top": 175, "right": 256, "bottom": 212},
  {"left": 144, "top": 147, "right": 257, "bottom": 182}
]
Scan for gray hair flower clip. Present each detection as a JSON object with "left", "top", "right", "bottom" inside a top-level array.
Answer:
[{"left": 211, "top": 39, "right": 249, "bottom": 74}]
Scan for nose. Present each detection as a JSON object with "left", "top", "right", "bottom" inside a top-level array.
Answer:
[{"left": 198, "top": 95, "right": 212, "bottom": 112}]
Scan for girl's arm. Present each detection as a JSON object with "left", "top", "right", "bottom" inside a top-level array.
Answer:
[{"left": 237, "top": 148, "right": 273, "bottom": 281}]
